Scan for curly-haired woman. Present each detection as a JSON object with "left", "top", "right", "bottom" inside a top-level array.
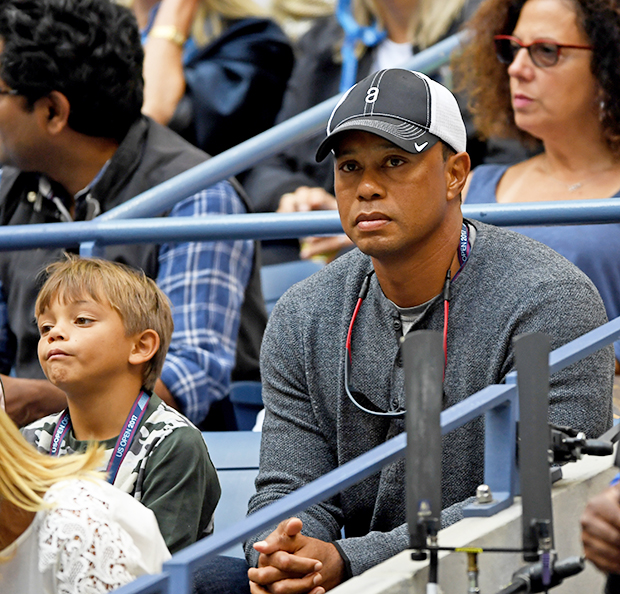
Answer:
[{"left": 454, "top": 0, "right": 620, "bottom": 367}]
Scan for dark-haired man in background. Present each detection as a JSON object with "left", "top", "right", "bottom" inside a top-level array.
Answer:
[{"left": 0, "top": 0, "right": 266, "bottom": 427}]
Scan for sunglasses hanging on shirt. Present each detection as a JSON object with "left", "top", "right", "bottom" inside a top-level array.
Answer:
[{"left": 344, "top": 223, "right": 471, "bottom": 417}]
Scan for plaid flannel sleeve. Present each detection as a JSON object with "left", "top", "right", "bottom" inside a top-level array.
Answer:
[{"left": 157, "top": 180, "right": 253, "bottom": 424}]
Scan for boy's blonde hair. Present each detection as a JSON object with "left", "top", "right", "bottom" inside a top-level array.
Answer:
[
  {"left": 35, "top": 255, "right": 174, "bottom": 392},
  {"left": 0, "top": 404, "right": 104, "bottom": 512}
]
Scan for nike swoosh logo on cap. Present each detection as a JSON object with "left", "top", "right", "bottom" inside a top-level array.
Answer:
[{"left": 414, "top": 142, "right": 428, "bottom": 152}]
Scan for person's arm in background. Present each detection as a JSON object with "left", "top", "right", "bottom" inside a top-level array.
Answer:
[
  {"left": 140, "top": 0, "right": 198, "bottom": 125},
  {"left": 277, "top": 186, "right": 352, "bottom": 263},
  {"left": 582, "top": 482, "right": 620, "bottom": 574},
  {"left": 3, "top": 375, "right": 67, "bottom": 427},
  {"left": 156, "top": 181, "right": 253, "bottom": 425}
]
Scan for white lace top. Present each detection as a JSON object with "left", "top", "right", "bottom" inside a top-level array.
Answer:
[{"left": 0, "top": 479, "right": 170, "bottom": 594}]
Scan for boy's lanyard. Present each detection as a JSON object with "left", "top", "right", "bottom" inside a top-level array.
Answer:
[{"left": 49, "top": 391, "right": 151, "bottom": 484}]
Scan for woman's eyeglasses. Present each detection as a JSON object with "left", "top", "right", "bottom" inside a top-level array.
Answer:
[{"left": 493, "top": 35, "right": 593, "bottom": 68}]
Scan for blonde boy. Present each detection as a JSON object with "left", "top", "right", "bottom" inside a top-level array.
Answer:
[{"left": 22, "top": 256, "right": 220, "bottom": 554}]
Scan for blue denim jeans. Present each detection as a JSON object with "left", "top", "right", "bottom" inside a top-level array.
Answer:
[{"left": 193, "top": 555, "right": 251, "bottom": 594}]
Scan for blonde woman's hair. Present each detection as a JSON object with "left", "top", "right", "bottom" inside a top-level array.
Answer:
[
  {"left": 272, "top": 0, "right": 334, "bottom": 22},
  {"left": 118, "top": 0, "right": 267, "bottom": 46},
  {"left": 271, "top": 0, "right": 334, "bottom": 40},
  {"left": 35, "top": 255, "right": 174, "bottom": 392},
  {"left": 191, "top": 0, "right": 267, "bottom": 46},
  {"left": 352, "top": 0, "right": 468, "bottom": 48},
  {"left": 0, "top": 407, "right": 104, "bottom": 512}
]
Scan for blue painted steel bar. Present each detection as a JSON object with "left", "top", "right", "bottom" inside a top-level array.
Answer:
[
  {"left": 502, "top": 314, "right": 620, "bottom": 387},
  {"left": 505, "top": 371, "right": 522, "bottom": 497},
  {"left": 444, "top": 384, "right": 518, "bottom": 517},
  {"left": 78, "top": 241, "right": 104, "bottom": 258},
  {"left": 0, "top": 212, "right": 343, "bottom": 252},
  {"left": 96, "top": 32, "right": 466, "bottom": 223},
  {"left": 112, "top": 573, "right": 169, "bottom": 594},
  {"left": 462, "top": 199, "right": 620, "bottom": 226},
  {"left": 440, "top": 383, "right": 516, "bottom": 433},
  {"left": 486, "top": 400, "right": 518, "bottom": 506},
  {"left": 548, "top": 314, "right": 620, "bottom": 374},
  {"left": 2, "top": 198, "right": 620, "bottom": 253},
  {"left": 462, "top": 387, "right": 518, "bottom": 517}
]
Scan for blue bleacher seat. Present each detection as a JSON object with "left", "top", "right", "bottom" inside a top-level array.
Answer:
[
  {"left": 226, "top": 260, "right": 325, "bottom": 430},
  {"left": 228, "top": 381, "right": 263, "bottom": 430},
  {"left": 260, "top": 259, "right": 324, "bottom": 315},
  {"left": 203, "top": 431, "right": 261, "bottom": 558}
]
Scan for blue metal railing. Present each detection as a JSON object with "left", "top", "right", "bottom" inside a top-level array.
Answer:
[{"left": 0, "top": 200, "right": 619, "bottom": 252}]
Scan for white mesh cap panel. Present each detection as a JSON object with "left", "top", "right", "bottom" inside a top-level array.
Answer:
[{"left": 416, "top": 72, "right": 467, "bottom": 153}]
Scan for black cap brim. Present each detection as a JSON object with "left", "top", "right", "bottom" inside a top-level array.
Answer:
[{"left": 315, "top": 116, "right": 440, "bottom": 162}]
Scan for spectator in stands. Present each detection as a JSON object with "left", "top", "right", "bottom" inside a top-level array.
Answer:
[
  {"left": 244, "top": 68, "right": 613, "bottom": 593},
  {"left": 242, "top": 0, "right": 483, "bottom": 264},
  {"left": 453, "top": 0, "right": 620, "bottom": 368},
  {"left": 22, "top": 256, "right": 220, "bottom": 554},
  {"left": 0, "top": 402, "right": 170, "bottom": 593},
  {"left": 0, "top": 0, "right": 267, "bottom": 428},
  {"left": 136, "top": 0, "right": 294, "bottom": 157}
]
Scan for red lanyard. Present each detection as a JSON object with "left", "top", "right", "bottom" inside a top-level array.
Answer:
[{"left": 344, "top": 224, "right": 471, "bottom": 416}]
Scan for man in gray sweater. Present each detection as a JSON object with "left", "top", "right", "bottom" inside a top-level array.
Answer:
[{"left": 245, "top": 69, "right": 614, "bottom": 594}]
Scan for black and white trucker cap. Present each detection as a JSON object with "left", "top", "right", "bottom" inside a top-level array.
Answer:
[{"left": 315, "top": 68, "right": 467, "bottom": 162}]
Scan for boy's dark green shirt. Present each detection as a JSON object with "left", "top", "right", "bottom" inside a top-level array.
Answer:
[{"left": 22, "top": 394, "right": 221, "bottom": 554}]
